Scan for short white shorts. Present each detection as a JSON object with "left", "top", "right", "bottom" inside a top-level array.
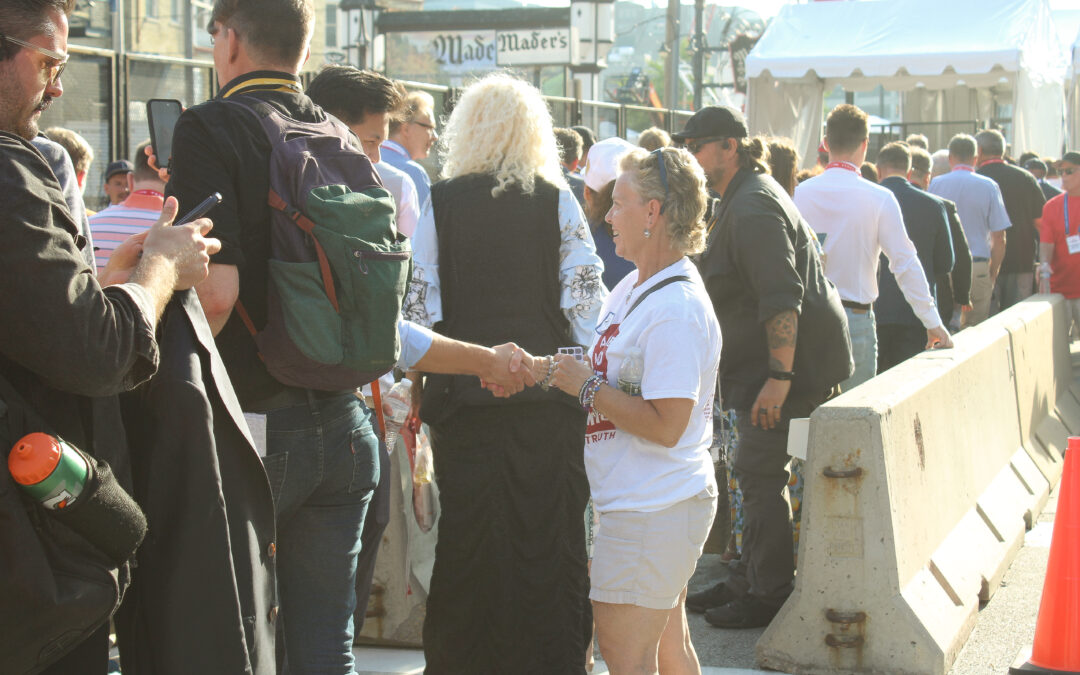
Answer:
[{"left": 590, "top": 491, "right": 717, "bottom": 610}]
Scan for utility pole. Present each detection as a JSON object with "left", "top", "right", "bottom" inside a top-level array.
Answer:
[
  {"left": 692, "top": 0, "right": 704, "bottom": 110},
  {"left": 664, "top": 0, "right": 679, "bottom": 109}
]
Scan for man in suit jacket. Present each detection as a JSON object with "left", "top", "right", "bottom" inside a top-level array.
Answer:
[
  {"left": 911, "top": 146, "right": 972, "bottom": 330},
  {"left": 875, "top": 142, "right": 954, "bottom": 371}
]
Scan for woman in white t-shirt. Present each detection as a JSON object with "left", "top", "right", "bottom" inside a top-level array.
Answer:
[{"left": 537, "top": 146, "right": 721, "bottom": 673}]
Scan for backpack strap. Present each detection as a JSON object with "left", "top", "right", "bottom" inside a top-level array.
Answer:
[
  {"left": 625, "top": 275, "right": 691, "bottom": 319},
  {"left": 266, "top": 191, "right": 340, "bottom": 312}
]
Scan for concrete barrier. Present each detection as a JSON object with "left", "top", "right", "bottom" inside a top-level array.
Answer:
[{"left": 756, "top": 296, "right": 1074, "bottom": 675}]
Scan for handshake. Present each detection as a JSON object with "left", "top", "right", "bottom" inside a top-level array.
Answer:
[{"left": 480, "top": 344, "right": 590, "bottom": 398}]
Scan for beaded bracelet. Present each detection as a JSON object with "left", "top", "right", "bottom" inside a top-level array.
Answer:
[
  {"left": 579, "top": 375, "right": 604, "bottom": 410},
  {"left": 539, "top": 356, "right": 556, "bottom": 391}
]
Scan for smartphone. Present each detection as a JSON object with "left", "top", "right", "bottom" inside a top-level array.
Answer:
[
  {"left": 177, "top": 192, "right": 222, "bottom": 225},
  {"left": 146, "top": 98, "right": 183, "bottom": 170}
]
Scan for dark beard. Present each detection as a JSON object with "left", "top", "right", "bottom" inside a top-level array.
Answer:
[{"left": 16, "top": 96, "right": 52, "bottom": 140}]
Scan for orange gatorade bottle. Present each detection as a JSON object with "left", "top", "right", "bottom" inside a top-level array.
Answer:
[{"left": 8, "top": 432, "right": 88, "bottom": 510}]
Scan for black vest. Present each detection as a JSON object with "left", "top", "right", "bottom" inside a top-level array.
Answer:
[{"left": 420, "top": 173, "right": 574, "bottom": 423}]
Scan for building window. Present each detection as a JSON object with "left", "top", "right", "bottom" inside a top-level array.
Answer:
[
  {"left": 145, "top": 0, "right": 157, "bottom": 19},
  {"left": 326, "top": 4, "right": 339, "bottom": 49}
]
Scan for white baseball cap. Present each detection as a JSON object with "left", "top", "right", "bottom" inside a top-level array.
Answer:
[{"left": 581, "top": 137, "right": 636, "bottom": 192}]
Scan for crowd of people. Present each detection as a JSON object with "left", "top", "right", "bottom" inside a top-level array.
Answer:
[{"left": 3, "top": 1, "right": 1078, "bottom": 674}]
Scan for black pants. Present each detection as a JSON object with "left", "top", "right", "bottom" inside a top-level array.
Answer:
[
  {"left": 877, "top": 322, "right": 926, "bottom": 373},
  {"left": 727, "top": 411, "right": 794, "bottom": 606}
]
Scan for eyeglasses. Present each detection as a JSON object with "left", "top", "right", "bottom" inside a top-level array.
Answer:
[
  {"left": 2, "top": 34, "right": 67, "bottom": 85},
  {"left": 677, "top": 136, "right": 725, "bottom": 155},
  {"left": 411, "top": 120, "right": 437, "bottom": 133},
  {"left": 1062, "top": 168, "right": 1078, "bottom": 176},
  {"left": 651, "top": 148, "right": 669, "bottom": 215}
]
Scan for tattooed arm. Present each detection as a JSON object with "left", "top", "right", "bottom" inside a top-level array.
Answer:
[{"left": 752, "top": 309, "right": 797, "bottom": 430}]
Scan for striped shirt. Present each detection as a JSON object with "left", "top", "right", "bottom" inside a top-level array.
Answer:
[{"left": 88, "top": 190, "right": 163, "bottom": 273}]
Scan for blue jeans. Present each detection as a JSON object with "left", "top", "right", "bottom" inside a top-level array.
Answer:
[
  {"left": 841, "top": 307, "right": 877, "bottom": 392},
  {"left": 263, "top": 392, "right": 380, "bottom": 675}
]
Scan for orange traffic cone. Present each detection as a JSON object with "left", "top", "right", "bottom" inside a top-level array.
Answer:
[{"left": 1010, "top": 436, "right": 1080, "bottom": 674}]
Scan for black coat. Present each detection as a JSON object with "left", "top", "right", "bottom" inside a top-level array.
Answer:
[{"left": 115, "top": 290, "right": 277, "bottom": 675}]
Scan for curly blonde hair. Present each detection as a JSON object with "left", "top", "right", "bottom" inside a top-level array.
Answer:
[
  {"left": 618, "top": 147, "right": 708, "bottom": 255},
  {"left": 438, "top": 73, "right": 566, "bottom": 198}
]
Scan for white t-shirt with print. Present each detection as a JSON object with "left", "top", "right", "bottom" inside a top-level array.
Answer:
[{"left": 585, "top": 257, "right": 721, "bottom": 513}]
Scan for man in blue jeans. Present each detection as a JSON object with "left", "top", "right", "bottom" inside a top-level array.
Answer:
[{"left": 166, "top": 1, "right": 532, "bottom": 671}]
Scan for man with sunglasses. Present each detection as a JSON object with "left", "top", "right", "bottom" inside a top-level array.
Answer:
[
  {"left": 0, "top": 2, "right": 220, "bottom": 673},
  {"left": 674, "top": 106, "right": 852, "bottom": 629},
  {"left": 382, "top": 89, "right": 437, "bottom": 207},
  {"left": 1038, "top": 151, "right": 1080, "bottom": 337}
]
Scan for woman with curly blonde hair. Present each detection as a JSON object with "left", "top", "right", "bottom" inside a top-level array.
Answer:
[{"left": 404, "top": 72, "right": 606, "bottom": 672}]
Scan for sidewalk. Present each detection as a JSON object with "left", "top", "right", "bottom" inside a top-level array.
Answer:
[{"left": 353, "top": 484, "right": 1058, "bottom": 675}]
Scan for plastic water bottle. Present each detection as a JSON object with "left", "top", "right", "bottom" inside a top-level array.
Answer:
[
  {"left": 383, "top": 378, "right": 412, "bottom": 445},
  {"left": 618, "top": 346, "right": 644, "bottom": 396},
  {"left": 8, "top": 432, "right": 88, "bottom": 510}
]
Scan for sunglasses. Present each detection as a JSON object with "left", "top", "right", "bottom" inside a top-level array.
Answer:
[
  {"left": 1062, "top": 168, "right": 1078, "bottom": 176},
  {"left": 2, "top": 34, "right": 67, "bottom": 85},
  {"left": 677, "top": 136, "right": 725, "bottom": 155},
  {"left": 651, "top": 148, "right": 669, "bottom": 215}
]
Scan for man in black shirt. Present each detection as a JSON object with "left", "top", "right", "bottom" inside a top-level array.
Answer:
[
  {"left": 674, "top": 107, "right": 851, "bottom": 628},
  {"left": 167, "top": 2, "right": 533, "bottom": 671},
  {"left": 976, "top": 130, "right": 1045, "bottom": 312},
  {"left": 0, "top": 2, "right": 218, "bottom": 672},
  {"left": 1025, "top": 157, "right": 1063, "bottom": 202}
]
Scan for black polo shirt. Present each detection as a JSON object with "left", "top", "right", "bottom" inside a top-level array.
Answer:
[
  {"left": 978, "top": 160, "right": 1045, "bottom": 274},
  {"left": 166, "top": 70, "right": 335, "bottom": 411}
]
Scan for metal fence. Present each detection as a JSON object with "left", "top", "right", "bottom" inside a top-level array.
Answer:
[
  {"left": 45, "top": 50, "right": 215, "bottom": 212},
  {"left": 45, "top": 51, "right": 1013, "bottom": 212}
]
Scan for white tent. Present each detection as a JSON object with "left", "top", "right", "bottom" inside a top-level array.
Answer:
[
  {"left": 1069, "top": 27, "right": 1080, "bottom": 149},
  {"left": 745, "top": 0, "right": 1066, "bottom": 167}
]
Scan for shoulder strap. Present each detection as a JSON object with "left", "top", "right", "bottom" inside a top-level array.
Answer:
[{"left": 626, "top": 275, "right": 691, "bottom": 319}]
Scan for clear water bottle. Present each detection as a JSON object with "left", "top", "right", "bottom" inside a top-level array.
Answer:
[
  {"left": 617, "top": 346, "right": 644, "bottom": 396},
  {"left": 8, "top": 432, "right": 88, "bottom": 510},
  {"left": 383, "top": 378, "right": 412, "bottom": 445}
]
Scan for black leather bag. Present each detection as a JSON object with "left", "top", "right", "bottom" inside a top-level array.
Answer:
[{"left": 0, "top": 375, "right": 136, "bottom": 675}]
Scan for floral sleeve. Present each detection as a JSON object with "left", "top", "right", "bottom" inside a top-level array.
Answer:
[{"left": 558, "top": 188, "right": 607, "bottom": 346}]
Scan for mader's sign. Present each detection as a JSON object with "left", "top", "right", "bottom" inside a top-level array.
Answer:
[{"left": 496, "top": 28, "right": 577, "bottom": 66}]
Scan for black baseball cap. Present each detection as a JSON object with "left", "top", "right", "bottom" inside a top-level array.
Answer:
[
  {"left": 105, "top": 159, "right": 133, "bottom": 181},
  {"left": 1060, "top": 151, "right": 1080, "bottom": 166},
  {"left": 673, "top": 106, "right": 748, "bottom": 142},
  {"left": 1024, "top": 158, "right": 1047, "bottom": 172}
]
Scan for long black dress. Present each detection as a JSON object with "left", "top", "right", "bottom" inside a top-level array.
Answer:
[{"left": 418, "top": 174, "right": 593, "bottom": 673}]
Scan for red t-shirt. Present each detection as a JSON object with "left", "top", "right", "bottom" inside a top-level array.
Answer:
[{"left": 1040, "top": 193, "right": 1080, "bottom": 298}]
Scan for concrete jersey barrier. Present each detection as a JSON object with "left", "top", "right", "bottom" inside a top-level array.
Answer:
[{"left": 756, "top": 295, "right": 1074, "bottom": 674}]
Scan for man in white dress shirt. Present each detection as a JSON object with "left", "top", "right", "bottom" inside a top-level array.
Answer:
[{"left": 794, "top": 104, "right": 951, "bottom": 390}]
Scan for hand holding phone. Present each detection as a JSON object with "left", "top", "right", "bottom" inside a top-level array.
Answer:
[{"left": 147, "top": 98, "right": 183, "bottom": 170}]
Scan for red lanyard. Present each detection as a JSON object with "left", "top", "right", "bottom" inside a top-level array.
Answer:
[
  {"left": 980, "top": 158, "right": 1006, "bottom": 167},
  {"left": 826, "top": 161, "right": 859, "bottom": 173},
  {"left": 132, "top": 189, "right": 164, "bottom": 198},
  {"left": 953, "top": 165, "right": 975, "bottom": 173}
]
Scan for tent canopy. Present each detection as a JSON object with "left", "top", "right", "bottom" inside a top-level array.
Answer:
[
  {"left": 747, "top": 0, "right": 1065, "bottom": 87},
  {"left": 745, "top": 0, "right": 1066, "bottom": 163}
]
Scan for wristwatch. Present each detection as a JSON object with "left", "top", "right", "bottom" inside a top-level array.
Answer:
[{"left": 768, "top": 369, "right": 795, "bottom": 381}]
